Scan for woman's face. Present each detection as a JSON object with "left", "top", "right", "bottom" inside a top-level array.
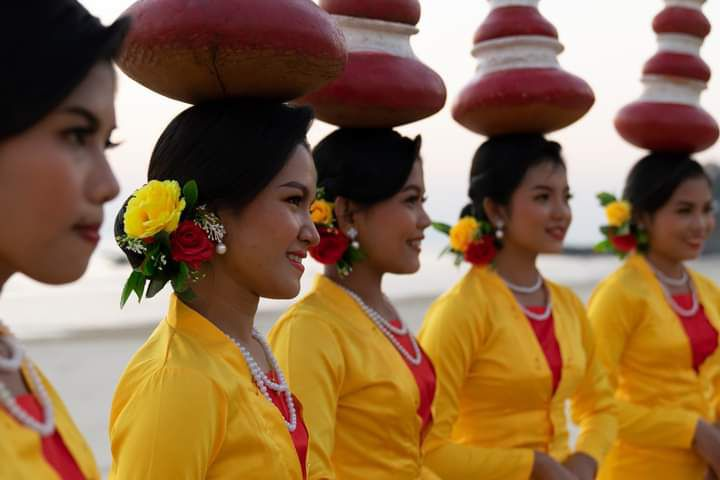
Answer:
[
  {"left": 218, "top": 144, "right": 320, "bottom": 299},
  {"left": 352, "top": 160, "right": 431, "bottom": 275},
  {"left": 502, "top": 161, "right": 572, "bottom": 255},
  {"left": 645, "top": 176, "right": 715, "bottom": 263},
  {"left": 0, "top": 62, "right": 120, "bottom": 284}
]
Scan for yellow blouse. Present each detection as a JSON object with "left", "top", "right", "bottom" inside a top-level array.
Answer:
[
  {"left": 588, "top": 254, "right": 720, "bottom": 480},
  {"left": 418, "top": 266, "right": 617, "bottom": 480},
  {"left": 0, "top": 362, "right": 99, "bottom": 479},
  {"left": 268, "top": 275, "right": 441, "bottom": 480},
  {"left": 109, "top": 295, "right": 304, "bottom": 479}
]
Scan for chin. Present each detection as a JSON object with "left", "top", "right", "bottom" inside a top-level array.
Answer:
[
  {"left": 27, "top": 261, "right": 89, "bottom": 285},
  {"left": 389, "top": 259, "right": 421, "bottom": 275},
  {"left": 261, "top": 279, "right": 302, "bottom": 300}
]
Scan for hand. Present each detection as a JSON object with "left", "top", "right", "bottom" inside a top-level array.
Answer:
[
  {"left": 693, "top": 420, "right": 720, "bottom": 476},
  {"left": 563, "top": 453, "right": 597, "bottom": 480},
  {"left": 532, "top": 451, "right": 578, "bottom": 480}
]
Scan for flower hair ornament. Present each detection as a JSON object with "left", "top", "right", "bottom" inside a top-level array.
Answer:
[
  {"left": 116, "top": 179, "right": 226, "bottom": 307},
  {"left": 432, "top": 214, "right": 497, "bottom": 267},
  {"left": 594, "top": 192, "right": 648, "bottom": 259},
  {"left": 308, "top": 187, "right": 363, "bottom": 277}
]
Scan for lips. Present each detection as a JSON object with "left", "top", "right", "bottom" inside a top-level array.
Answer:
[
  {"left": 546, "top": 226, "right": 567, "bottom": 241},
  {"left": 287, "top": 251, "right": 306, "bottom": 273},
  {"left": 73, "top": 224, "right": 101, "bottom": 245},
  {"left": 407, "top": 237, "right": 424, "bottom": 252}
]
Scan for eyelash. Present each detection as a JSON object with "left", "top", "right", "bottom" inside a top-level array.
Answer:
[
  {"left": 405, "top": 195, "right": 428, "bottom": 204},
  {"left": 287, "top": 196, "right": 303, "bottom": 206},
  {"left": 64, "top": 127, "right": 120, "bottom": 151}
]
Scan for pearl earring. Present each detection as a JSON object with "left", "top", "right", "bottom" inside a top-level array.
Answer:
[
  {"left": 346, "top": 226, "right": 359, "bottom": 249},
  {"left": 216, "top": 243, "right": 227, "bottom": 255},
  {"left": 495, "top": 221, "right": 504, "bottom": 240}
]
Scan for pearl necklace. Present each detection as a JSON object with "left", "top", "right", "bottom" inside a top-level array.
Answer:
[
  {"left": 520, "top": 303, "right": 553, "bottom": 322},
  {"left": 648, "top": 261, "right": 689, "bottom": 287},
  {"left": 647, "top": 262, "right": 700, "bottom": 317},
  {"left": 0, "top": 330, "right": 55, "bottom": 437},
  {"left": 500, "top": 274, "right": 543, "bottom": 294},
  {"left": 228, "top": 330, "right": 297, "bottom": 432},
  {"left": 341, "top": 287, "right": 423, "bottom": 366},
  {"left": 499, "top": 276, "right": 552, "bottom": 321},
  {"left": 657, "top": 282, "right": 700, "bottom": 317}
]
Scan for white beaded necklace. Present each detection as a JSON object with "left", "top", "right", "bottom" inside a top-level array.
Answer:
[
  {"left": 0, "top": 329, "right": 55, "bottom": 437},
  {"left": 647, "top": 261, "right": 689, "bottom": 287},
  {"left": 341, "top": 287, "right": 423, "bottom": 366},
  {"left": 499, "top": 275, "right": 552, "bottom": 321},
  {"left": 500, "top": 274, "right": 543, "bottom": 294},
  {"left": 647, "top": 262, "right": 700, "bottom": 317},
  {"left": 228, "top": 330, "right": 297, "bottom": 432}
]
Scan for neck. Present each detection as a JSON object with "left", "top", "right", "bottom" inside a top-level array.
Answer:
[
  {"left": 492, "top": 241, "right": 540, "bottom": 286},
  {"left": 325, "top": 261, "right": 385, "bottom": 309},
  {"left": 0, "top": 261, "right": 14, "bottom": 294},
  {"left": 185, "top": 267, "right": 259, "bottom": 343},
  {"left": 646, "top": 250, "right": 685, "bottom": 279}
]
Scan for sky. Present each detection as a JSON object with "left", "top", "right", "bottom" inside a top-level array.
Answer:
[{"left": 81, "top": 0, "right": 720, "bottom": 248}]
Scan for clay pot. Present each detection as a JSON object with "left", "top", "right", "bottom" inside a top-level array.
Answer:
[
  {"left": 453, "top": 0, "right": 594, "bottom": 136},
  {"left": 117, "top": 0, "right": 347, "bottom": 103},
  {"left": 615, "top": 0, "right": 718, "bottom": 153},
  {"left": 297, "top": 0, "right": 446, "bottom": 127}
]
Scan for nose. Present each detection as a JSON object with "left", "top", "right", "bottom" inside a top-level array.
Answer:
[
  {"left": 88, "top": 152, "right": 120, "bottom": 205},
  {"left": 300, "top": 215, "right": 321, "bottom": 248},
  {"left": 418, "top": 204, "right": 432, "bottom": 231}
]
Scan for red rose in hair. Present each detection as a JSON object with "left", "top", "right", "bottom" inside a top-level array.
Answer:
[
  {"left": 610, "top": 233, "right": 637, "bottom": 253},
  {"left": 464, "top": 235, "right": 496, "bottom": 265},
  {"left": 310, "top": 226, "right": 350, "bottom": 265},
  {"left": 170, "top": 220, "right": 214, "bottom": 269}
]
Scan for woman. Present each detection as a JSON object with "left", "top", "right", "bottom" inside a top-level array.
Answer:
[
  {"left": 268, "top": 128, "right": 439, "bottom": 479},
  {"left": 588, "top": 153, "right": 720, "bottom": 480},
  {"left": 0, "top": 2, "right": 127, "bottom": 478},
  {"left": 109, "top": 100, "right": 319, "bottom": 479},
  {"left": 419, "top": 134, "right": 617, "bottom": 480}
]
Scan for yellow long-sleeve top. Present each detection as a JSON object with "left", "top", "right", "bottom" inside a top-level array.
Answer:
[
  {"left": 588, "top": 254, "right": 720, "bottom": 480},
  {"left": 418, "top": 265, "right": 617, "bottom": 480},
  {"left": 109, "top": 295, "right": 304, "bottom": 480},
  {"left": 268, "top": 275, "right": 441, "bottom": 480},
  {"left": 0, "top": 362, "right": 99, "bottom": 479}
]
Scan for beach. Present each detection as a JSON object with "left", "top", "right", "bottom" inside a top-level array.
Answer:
[{"left": 11, "top": 254, "right": 720, "bottom": 476}]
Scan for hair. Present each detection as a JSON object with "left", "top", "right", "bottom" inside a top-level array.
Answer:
[
  {"left": 115, "top": 99, "right": 313, "bottom": 265},
  {"left": 463, "top": 133, "right": 565, "bottom": 220},
  {"left": 147, "top": 99, "right": 313, "bottom": 209},
  {"left": 313, "top": 128, "right": 422, "bottom": 205},
  {"left": 623, "top": 152, "right": 712, "bottom": 219}
]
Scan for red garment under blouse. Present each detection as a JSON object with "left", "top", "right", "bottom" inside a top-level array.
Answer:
[
  {"left": 526, "top": 309, "right": 563, "bottom": 393},
  {"left": 12, "top": 394, "right": 85, "bottom": 480},
  {"left": 389, "top": 319, "right": 437, "bottom": 440},
  {"left": 267, "top": 370, "right": 309, "bottom": 479},
  {"left": 673, "top": 294, "right": 718, "bottom": 371}
]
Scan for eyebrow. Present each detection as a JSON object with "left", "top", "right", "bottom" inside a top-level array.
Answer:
[
  {"left": 59, "top": 106, "right": 99, "bottom": 129},
  {"left": 531, "top": 184, "right": 570, "bottom": 192},
  {"left": 279, "top": 181, "right": 310, "bottom": 197},
  {"left": 401, "top": 185, "right": 423, "bottom": 194}
]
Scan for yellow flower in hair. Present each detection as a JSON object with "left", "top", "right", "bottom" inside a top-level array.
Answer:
[
  {"left": 310, "top": 199, "right": 334, "bottom": 226},
  {"left": 605, "top": 200, "right": 632, "bottom": 227},
  {"left": 124, "top": 180, "right": 186, "bottom": 239},
  {"left": 449, "top": 216, "right": 479, "bottom": 253}
]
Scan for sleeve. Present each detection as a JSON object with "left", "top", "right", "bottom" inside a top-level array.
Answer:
[
  {"left": 109, "top": 367, "right": 227, "bottom": 479},
  {"left": 420, "top": 465, "right": 443, "bottom": 480},
  {"left": 269, "top": 312, "right": 345, "bottom": 480},
  {"left": 588, "top": 284, "right": 699, "bottom": 450},
  {"left": 567, "top": 293, "right": 618, "bottom": 464},
  {"left": 418, "top": 293, "right": 535, "bottom": 480}
]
